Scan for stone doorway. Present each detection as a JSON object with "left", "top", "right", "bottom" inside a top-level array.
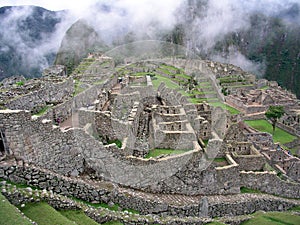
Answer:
[{"left": 0, "top": 130, "right": 8, "bottom": 157}]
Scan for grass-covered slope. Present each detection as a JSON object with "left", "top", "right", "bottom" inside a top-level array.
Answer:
[
  {"left": 241, "top": 210, "right": 300, "bottom": 225},
  {"left": 0, "top": 192, "right": 33, "bottom": 225},
  {"left": 19, "top": 202, "right": 77, "bottom": 225}
]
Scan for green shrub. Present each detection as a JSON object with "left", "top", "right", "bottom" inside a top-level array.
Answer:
[{"left": 16, "top": 81, "right": 24, "bottom": 86}]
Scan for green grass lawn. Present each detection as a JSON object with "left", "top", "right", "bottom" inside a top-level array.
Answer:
[
  {"left": 145, "top": 149, "right": 188, "bottom": 158},
  {"left": 209, "top": 102, "right": 240, "bottom": 115},
  {"left": 160, "top": 64, "right": 184, "bottom": 73},
  {"left": 189, "top": 97, "right": 219, "bottom": 104},
  {"left": 151, "top": 75, "right": 180, "bottom": 90},
  {"left": 175, "top": 73, "right": 190, "bottom": 79},
  {"left": 197, "top": 82, "right": 211, "bottom": 86},
  {"left": 245, "top": 120, "right": 297, "bottom": 144},
  {"left": 19, "top": 202, "right": 75, "bottom": 225},
  {"left": 241, "top": 211, "right": 300, "bottom": 225},
  {"left": 33, "top": 105, "right": 51, "bottom": 116},
  {"left": 0, "top": 193, "right": 33, "bottom": 225},
  {"left": 73, "top": 79, "right": 86, "bottom": 96},
  {"left": 240, "top": 187, "right": 262, "bottom": 194},
  {"left": 289, "top": 147, "right": 299, "bottom": 156},
  {"left": 209, "top": 209, "right": 300, "bottom": 225},
  {"left": 213, "top": 158, "right": 227, "bottom": 163},
  {"left": 59, "top": 210, "right": 99, "bottom": 225}
]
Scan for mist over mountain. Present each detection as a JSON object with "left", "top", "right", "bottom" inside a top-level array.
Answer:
[
  {"left": 175, "top": 0, "right": 300, "bottom": 97},
  {"left": 0, "top": 6, "right": 70, "bottom": 80},
  {"left": 1, "top": 1, "right": 300, "bottom": 97}
]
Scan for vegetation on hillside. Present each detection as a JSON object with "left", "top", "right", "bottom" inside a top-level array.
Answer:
[{"left": 211, "top": 13, "right": 300, "bottom": 98}]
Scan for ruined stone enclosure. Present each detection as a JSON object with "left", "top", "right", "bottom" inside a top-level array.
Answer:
[{"left": 0, "top": 41, "right": 300, "bottom": 223}]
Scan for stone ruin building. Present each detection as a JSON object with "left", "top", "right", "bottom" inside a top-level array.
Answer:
[{"left": 0, "top": 53, "right": 300, "bottom": 224}]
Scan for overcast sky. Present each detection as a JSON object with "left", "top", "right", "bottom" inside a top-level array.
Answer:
[{"left": 0, "top": 0, "right": 103, "bottom": 11}]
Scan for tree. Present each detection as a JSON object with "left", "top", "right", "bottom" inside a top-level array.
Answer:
[{"left": 265, "top": 105, "right": 285, "bottom": 134}]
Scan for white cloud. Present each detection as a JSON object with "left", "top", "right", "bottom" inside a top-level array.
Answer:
[
  {"left": 0, "top": 0, "right": 184, "bottom": 74},
  {"left": 0, "top": 0, "right": 95, "bottom": 11},
  {"left": 1, "top": 0, "right": 299, "bottom": 76}
]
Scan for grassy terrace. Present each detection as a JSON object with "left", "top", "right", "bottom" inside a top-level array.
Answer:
[
  {"left": 209, "top": 102, "right": 240, "bottom": 115},
  {"left": 160, "top": 64, "right": 184, "bottom": 73},
  {"left": 33, "top": 105, "right": 51, "bottom": 116},
  {"left": 218, "top": 75, "right": 245, "bottom": 82},
  {"left": 1, "top": 183, "right": 300, "bottom": 225},
  {"left": 74, "top": 79, "right": 85, "bottom": 96},
  {"left": 151, "top": 72, "right": 241, "bottom": 115},
  {"left": 126, "top": 65, "right": 242, "bottom": 116},
  {"left": 20, "top": 202, "right": 79, "bottom": 225},
  {"left": 59, "top": 210, "right": 101, "bottom": 225},
  {"left": 245, "top": 120, "right": 297, "bottom": 144},
  {"left": 197, "top": 82, "right": 211, "bottom": 87},
  {"left": 20, "top": 202, "right": 124, "bottom": 225},
  {"left": 175, "top": 73, "right": 190, "bottom": 79},
  {"left": 240, "top": 211, "right": 300, "bottom": 225},
  {"left": 72, "top": 58, "right": 96, "bottom": 74},
  {"left": 145, "top": 149, "right": 188, "bottom": 158},
  {"left": 227, "top": 84, "right": 254, "bottom": 88},
  {"left": 0, "top": 193, "right": 33, "bottom": 225},
  {"left": 151, "top": 74, "right": 180, "bottom": 90}
]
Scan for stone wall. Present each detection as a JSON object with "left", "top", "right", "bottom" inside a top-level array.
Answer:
[
  {"left": 0, "top": 110, "right": 84, "bottom": 176},
  {"left": 35, "top": 81, "right": 114, "bottom": 124},
  {"left": 240, "top": 171, "right": 300, "bottom": 198},
  {"left": 78, "top": 109, "right": 132, "bottom": 143},
  {"left": 121, "top": 75, "right": 155, "bottom": 99},
  {"left": 0, "top": 109, "right": 238, "bottom": 195},
  {"left": 208, "top": 194, "right": 296, "bottom": 218},
  {"left": 153, "top": 130, "right": 197, "bottom": 150},
  {"left": 246, "top": 132, "right": 275, "bottom": 150},
  {"left": 1, "top": 163, "right": 299, "bottom": 220},
  {"left": 277, "top": 121, "right": 300, "bottom": 137},
  {"left": 285, "top": 138, "right": 300, "bottom": 149},
  {"left": 232, "top": 154, "right": 265, "bottom": 172},
  {"left": 225, "top": 95, "right": 267, "bottom": 115},
  {"left": 6, "top": 77, "right": 74, "bottom": 113},
  {"left": 149, "top": 153, "right": 241, "bottom": 196},
  {"left": 0, "top": 164, "right": 113, "bottom": 204}
]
